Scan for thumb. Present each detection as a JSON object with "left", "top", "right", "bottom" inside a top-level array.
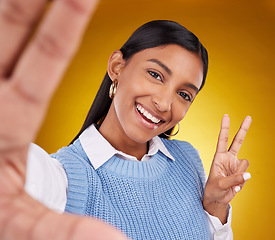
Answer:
[{"left": 218, "top": 172, "right": 251, "bottom": 192}]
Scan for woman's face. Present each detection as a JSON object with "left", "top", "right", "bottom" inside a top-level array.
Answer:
[{"left": 107, "top": 44, "right": 203, "bottom": 144}]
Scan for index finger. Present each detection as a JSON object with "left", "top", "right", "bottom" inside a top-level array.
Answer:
[
  {"left": 12, "top": 0, "right": 99, "bottom": 102},
  {"left": 228, "top": 116, "right": 252, "bottom": 156},
  {"left": 216, "top": 114, "right": 230, "bottom": 154},
  {"left": 0, "top": 0, "right": 46, "bottom": 77}
]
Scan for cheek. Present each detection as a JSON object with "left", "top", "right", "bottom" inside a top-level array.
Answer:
[
  {"left": 112, "top": 83, "right": 136, "bottom": 124},
  {"left": 173, "top": 103, "right": 191, "bottom": 122},
  {"left": 118, "top": 65, "right": 152, "bottom": 95}
]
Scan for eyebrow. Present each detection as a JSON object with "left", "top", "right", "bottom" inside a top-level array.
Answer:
[
  {"left": 148, "top": 59, "right": 172, "bottom": 75},
  {"left": 184, "top": 82, "right": 199, "bottom": 94},
  {"left": 148, "top": 58, "right": 200, "bottom": 93}
]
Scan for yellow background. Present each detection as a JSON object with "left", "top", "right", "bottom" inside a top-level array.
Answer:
[{"left": 36, "top": 0, "right": 275, "bottom": 239}]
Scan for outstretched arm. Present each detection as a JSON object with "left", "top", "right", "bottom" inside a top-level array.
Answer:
[
  {"left": 203, "top": 115, "right": 252, "bottom": 224},
  {"left": 0, "top": 0, "right": 127, "bottom": 239}
]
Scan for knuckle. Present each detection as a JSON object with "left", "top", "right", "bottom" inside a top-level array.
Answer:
[
  {"left": 232, "top": 173, "right": 245, "bottom": 185},
  {"left": 63, "top": 0, "right": 91, "bottom": 15},
  {"left": 12, "top": 81, "right": 40, "bottom": 103},
  {"left": 230, "top": 148, "right": 238, "bottom": 156},
  {"left": 235, "top": 137, "right": 244, "bottom": 145},
  {"left": 242, "top": 159, "right": 249, "bottom": 168},
  {"left": 219, "top": 135, "right": 229, "bottom": 143},
  {"left": 0, "top": 0, "right": 33, "bottom": 26},
  {"left": 238, "top": 174, "right": 244, "bottom": 183},
  {"left": 217, "top": 179, "right": 225, "bottom": 190},
  {"left": 241, "top": 125, "right": 249, "bottom": 132},
  {"left": 34, "top": 32, "right": 70, "bottom": 60},
  {"left": 238, "top": 159, "right": 249, "bottom": 170},
  {"left": 222, "top": 124, "right": 230, "bottom": 130}
]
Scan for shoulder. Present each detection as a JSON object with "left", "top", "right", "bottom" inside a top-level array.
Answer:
[
  {"left": 27, "top": 143, "right": 64, "bottom": 173},
  {"left": 28, "top": 142, "right": 52, "bottom": 160},
  {"left": 51, "top": 139, "right": 93, "bottom": 179},
  {"left": 160, "top": 138, "right": 199, "bottom": 157},
  {"left": 160, "top": 138, "right": 207, "bottom": 186},
  {"left": 25, "top": 143, "right": 67, "bottom": 213},
  {"left": 51, "top": 139, "right": 86, "bottom": 159}
]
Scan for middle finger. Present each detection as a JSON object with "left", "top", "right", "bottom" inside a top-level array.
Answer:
[
  {"left": 228, "top": 116, "right": 252, "bottom": 156},
  {"left": 0, "top": 0, "right": 47, "bottom": 77}
]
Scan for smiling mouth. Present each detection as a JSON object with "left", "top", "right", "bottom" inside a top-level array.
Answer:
[{"left": 136, "top": 103, "right": 163, "bottom": 124}]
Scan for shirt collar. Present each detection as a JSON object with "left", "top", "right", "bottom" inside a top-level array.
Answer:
[{"left": 79, "top": 124, "right": 175, "bottom": 170}]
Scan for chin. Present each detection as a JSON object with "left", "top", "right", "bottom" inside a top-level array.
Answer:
[{"left": 125, "top": 127, "right": 156, "bottom": 144}]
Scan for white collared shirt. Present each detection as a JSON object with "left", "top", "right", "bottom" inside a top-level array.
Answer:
[
  {"left": 25, "top": 124, "right": 233, "bottom": 240},
  {"left": 79, "top": 124, "right": 175, "bottom": 169}
]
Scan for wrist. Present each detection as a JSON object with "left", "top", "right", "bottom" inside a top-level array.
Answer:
[{"left": 203, "top": 199, "right": 228, "bottom": 224}]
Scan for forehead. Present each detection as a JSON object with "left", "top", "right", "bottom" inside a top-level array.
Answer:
[
  {"left": 127, "top": 44, "right": 204, "bottom": 87},
  {"left": 130, "top": 44, "right": 202, "bottom": 67}
]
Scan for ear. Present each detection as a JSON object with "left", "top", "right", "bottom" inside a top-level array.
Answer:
[{"left": 107, "top": 50, "right": 125, "bottom": 81}]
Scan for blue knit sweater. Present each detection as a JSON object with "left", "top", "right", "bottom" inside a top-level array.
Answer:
[{"left": 52, "top": 138, "right": 210, "bottom": 239}]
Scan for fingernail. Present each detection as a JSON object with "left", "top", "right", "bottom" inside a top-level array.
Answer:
[
  {"left": 243, "top": 172, "right": 251, "bottom": 181},
  {"left": 235, "top": 186, "right": 241, "bottom": 193},
  {"left": 224, "top": 114, "right": 229, "bottom": 117}
]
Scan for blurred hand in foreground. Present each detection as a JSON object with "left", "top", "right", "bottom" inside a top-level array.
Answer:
[{"left": 0, "top": 0, "right": 128, "bottom": 239}]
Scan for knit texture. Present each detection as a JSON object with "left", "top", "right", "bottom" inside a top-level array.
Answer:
[{"left": 52, "top": 139, "right": 210, "bottom": 240}]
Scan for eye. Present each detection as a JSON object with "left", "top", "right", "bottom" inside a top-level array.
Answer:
[
  {"left": 148, "top": 70, "right": 162, "bottom": 81},
  {"left": 177, "top": 92, "right": 192, "bottom": 102}
]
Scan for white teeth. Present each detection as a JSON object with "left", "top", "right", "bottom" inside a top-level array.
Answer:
[
  {"left": 146, "top": 112, "right": 152, "bottom": 119},
  {"left": 136, "top": 104, "right": 161, "bottom": 124},
  {"left": 152, "top": 117, "right": 158, "bottom": 123}
]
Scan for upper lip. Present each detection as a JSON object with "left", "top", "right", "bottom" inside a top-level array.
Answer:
[{"left": 135, "top": 102, "right": 166, "bottom": 123}]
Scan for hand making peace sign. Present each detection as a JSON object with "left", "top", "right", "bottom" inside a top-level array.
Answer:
[
  {"left": 203, "top": 115, "right": 252, "bottom": 224},
  {"left": 0, "top": 0, "right": 127, "bottom": 239}
]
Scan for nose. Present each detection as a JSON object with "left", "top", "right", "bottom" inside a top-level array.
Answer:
[{"left": 152, "top": 91, "right": 173, "bottom": 112}]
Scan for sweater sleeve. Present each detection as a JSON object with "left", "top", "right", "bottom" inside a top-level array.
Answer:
[{"left": 25, "top": 143, "right": 68, "bottom": 213}]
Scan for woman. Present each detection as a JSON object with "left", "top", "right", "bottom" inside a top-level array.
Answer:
[
  {"left": 25, "top": 20, "right": 251, "bottom": 240},
  {"left": 0, "top": 0, "right": 251, "bottom": 239}
]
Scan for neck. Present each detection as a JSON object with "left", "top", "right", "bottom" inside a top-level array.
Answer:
[{"left": 99, "top": 119, "right": 148, "bottom": 161}]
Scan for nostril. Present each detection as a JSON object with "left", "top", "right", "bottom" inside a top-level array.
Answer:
[
  {"left": 152, "top": 98, "right": 171, "bottom": 112},
  {"left": 153, "top": 100, "right": 159, "bottom": 109}
]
